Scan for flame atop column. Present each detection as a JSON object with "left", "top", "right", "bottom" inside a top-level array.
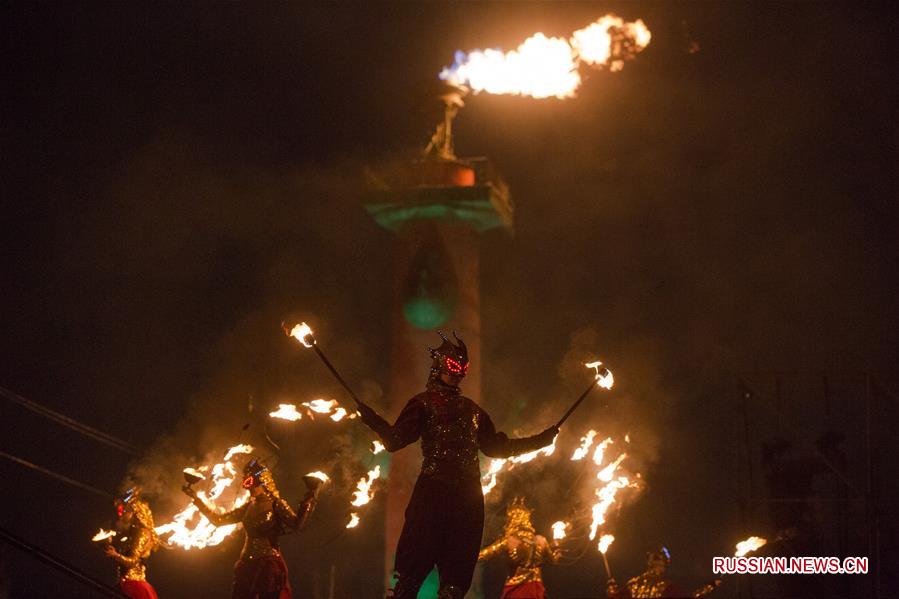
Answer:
[
  {"left": 735, "top": 536, "right": 768, "bottom": 557},
  {"left": 440, "top": 14, "right": 651, "bottom": 99}
]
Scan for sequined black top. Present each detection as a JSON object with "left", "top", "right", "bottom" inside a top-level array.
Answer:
[
  {"left": 360, "top": 383, "right": 554, "bottom": 483},
  {"left": 194, "top": 493, "right": 314, "bottom": 560}
]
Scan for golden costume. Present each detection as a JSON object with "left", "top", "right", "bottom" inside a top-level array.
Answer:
[
  {"left": 104, "top": 488, "right": 160, "bottom": 599},
  {"left": 478, "top": 498, "right": 560, "bottom": 599}
]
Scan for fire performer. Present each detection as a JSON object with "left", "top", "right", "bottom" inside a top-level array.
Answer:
[
  {"left": 606, "top": 547, "right": 719, "bottom": 599},
  {"left": 356, "top": 330, "right": 559, "bottom": 599},
  {"left": 477, "top": 497, "right": 561, "bottom": 599},
  {"left": 181, "top": 458, "right": 318, "bottom": 599},
  {"left": 102, "top": 488, "right": 160, "bottom": 599}
]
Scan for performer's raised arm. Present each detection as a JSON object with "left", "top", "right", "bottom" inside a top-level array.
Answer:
[
  {"left": 270, "top": 490, "right": 317, "bottom": 533},
  {"left": 477, "top": 409, "right": 558, "bottom": 458},
  {"left": 107, "top": 526, "right": 155, "bottom": 568},
  {"left": 477, "top": 537, "right": 507, "bottom": 561},
  {"left": 358, "top": 396, "right": 424, "bottom": 452},
  {"left": 182, "top": 485, "right": 248, "bottom": 526}
]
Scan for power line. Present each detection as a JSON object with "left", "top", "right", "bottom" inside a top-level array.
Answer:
[
  {"left": 0, "top": 385, "right": 138, "bottom": 455},
  {"left": 0, "top": 450, "right": 112, "bottom": 498}
]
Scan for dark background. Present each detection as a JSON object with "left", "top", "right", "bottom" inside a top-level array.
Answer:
[{"left": 1, "top": 3, "right": 897, "bottom": 598}]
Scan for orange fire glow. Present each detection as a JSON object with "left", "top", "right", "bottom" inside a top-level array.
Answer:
[
  {"left": 585, "top": 361, "right": 614, "bottom": 390},
  {"left": 286, "top": 322, "right": 315, "bottom": 348},
  {"left": 598, "top": 533, "right": 615, "bottom": 554},
  {"left": 735, "top": 536, "right": 768, "bottom": 557},
  {"left": 155, "top": 444, "right": 254, "bottom": 549},
  {"left": 551, "top": 521, "right": 569, "bottom": 541},
  {"left": 440, "top": 14, "right": 651, "bottom": 99},
  {"left": 269, "top": 404, "right": 303, "bottom": 421},
  {"left": 92, "top": 528, "right": 116, "bottom": 542}
]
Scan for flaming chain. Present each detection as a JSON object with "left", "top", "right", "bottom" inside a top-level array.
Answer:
[{"left": 269, "top": 398, "right": 357, "bottom": 423}]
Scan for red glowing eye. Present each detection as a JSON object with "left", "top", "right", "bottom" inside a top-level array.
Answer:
[
  {"left": 445, "top": 358, "right": 463, "bottom": 374},
  {"left": 117, "top": 505, "right": 124, "bottom": 517},
  {"left": 242, "top": 476, "right": 255, "bottom": 489},
  {"left": 463, "top": 362, "right": 470, "bottom": 374}
]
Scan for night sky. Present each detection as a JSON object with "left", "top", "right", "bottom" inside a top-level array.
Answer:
[{"left": 1, "top": 3, "right": 897, "bottom": 598}]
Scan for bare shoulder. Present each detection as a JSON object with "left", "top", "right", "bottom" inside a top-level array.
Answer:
[{"left": 535, "top": 534, "right": 549, "bottom": 547}]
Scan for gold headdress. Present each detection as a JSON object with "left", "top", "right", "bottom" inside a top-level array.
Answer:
[{"left": 504, "top": 497, "right": 536, "bottom": 537}]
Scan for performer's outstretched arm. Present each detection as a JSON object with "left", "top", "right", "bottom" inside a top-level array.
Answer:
[
  {"left": 478, "top": 537, "right": 507, "bottom": 561},
  {"left": 270, "top": 490, "right": 316, "bottom": 533},
  {"left": 477, "top": 410, "right": 558, "bottom": 458},
  {"left": 183, "top": 487, "right": 248, "bottom": 526},
  {"left": 358, "top": 397, "right": 424, "bottom": 451},
  {"left": 106, "top": 527, "right": 154, "bottom": 568}
]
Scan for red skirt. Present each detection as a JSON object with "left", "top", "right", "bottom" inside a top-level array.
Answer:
[
  {"left": 120, "top": 580, "right": 159, "bottom": 599},
  {"left": 232, "top": 555, "right": 292, "bottom": 599},
  {"left": 501, "top": 581, "right": 546, "bottom": 599}
]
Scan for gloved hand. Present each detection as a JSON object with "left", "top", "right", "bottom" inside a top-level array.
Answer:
[{"left": 536, "top": 425, "right": 560, "bottom": 447}]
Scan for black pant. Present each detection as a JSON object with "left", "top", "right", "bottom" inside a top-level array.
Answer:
[{"left": 393, "top": 474, "right": 485, "bottom": 597}]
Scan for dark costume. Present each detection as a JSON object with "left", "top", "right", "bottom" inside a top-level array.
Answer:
[
  {"left": 478, "top": 498, "right": 560, "bottom": 599},
  {"left": 104, "top": 488, "right": 160, "bottom": 599},
  {"left": 188, "top": 460, "right": 316, "bottom": 599},
  {"left": 358, "top": 331, "right": 558, "bottom": 599}
]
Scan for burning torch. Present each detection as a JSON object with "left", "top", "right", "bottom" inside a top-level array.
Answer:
[
  {"left": 598, "top": 534, "right": 615, "bottom": 579},
  {"left": 286, "top": 323, "right": 366, "bottom": 411},
  {"left": 555, "top": 361, "right": 614, "bottom": 429}
]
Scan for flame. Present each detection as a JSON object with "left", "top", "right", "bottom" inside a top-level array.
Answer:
[
  {"left": 598, "top": 533, "right": 615, "bottom": 554},
  {"left": 155, "top": 444, "right": 253, "bottom": 549},
  {"left": 481, "top": 438, "right": 556, "bottom": 496},
  {"left": 624, "top": 433, "right": 630, "bottom": 444},
  {"left": 592, "top": 438, "right": 614, "bottom": 465},
  {"left": 551, "top": 521, "right": 568, "bottom": 541},
  {"left": 346, "top": 513, "right": 360, "bottom": 529},
  {"left": 571, "top": 430, "right": 598, "bottom": 460},
  {"left": 585, "top": 436, "right": 640, "bottom": 543},
  {"left": 372, "top": 440, "right": 385, "bottom": 455},
  {"left": 481, "top": 458, "right": 507, "bottom": 495},
  {"left": 585, "top": 361, "right": 614, "bottom": 390},
  {"left": 351, "top": 466, "right": 381, "bottom": 507},
  {"left": 305, "top": 398, "right": 337, "bottom": 413},
  {"left": 571, "top": 16, "right": 651, "bottom": 72},
  {"left": 302, "top": 399, "right": 358, "bottom": 422},
  {"left": 269, "top": 404, "right": 303, "bottom": 421},
  {"left": 597, "top": 453, "right": 628, "bottom": 482},
  {"left": 735, "top": 536, "right": 768, "bottom": 557},
  {"left": 287, "top": 322, "right": 315, "bottom": 348},
  {"left": 440, "top": 14, "right": 651, "bottom": 99},
  {"left": 223, "top": 444, "right": 254, "bottom": 462},
  {"left": 92, "top": 528, "right": 116, "bottom": 542},
  {"left": 306, "top": 471, "right": 329, "bottom": 483}
]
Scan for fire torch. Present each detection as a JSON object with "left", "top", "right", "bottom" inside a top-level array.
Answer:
[
  {"left": 286, "top": 322, "right": 366, "bottom": 410},
  {"left": 555, "top": 361, "right": 614, "bottom": 429}
]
